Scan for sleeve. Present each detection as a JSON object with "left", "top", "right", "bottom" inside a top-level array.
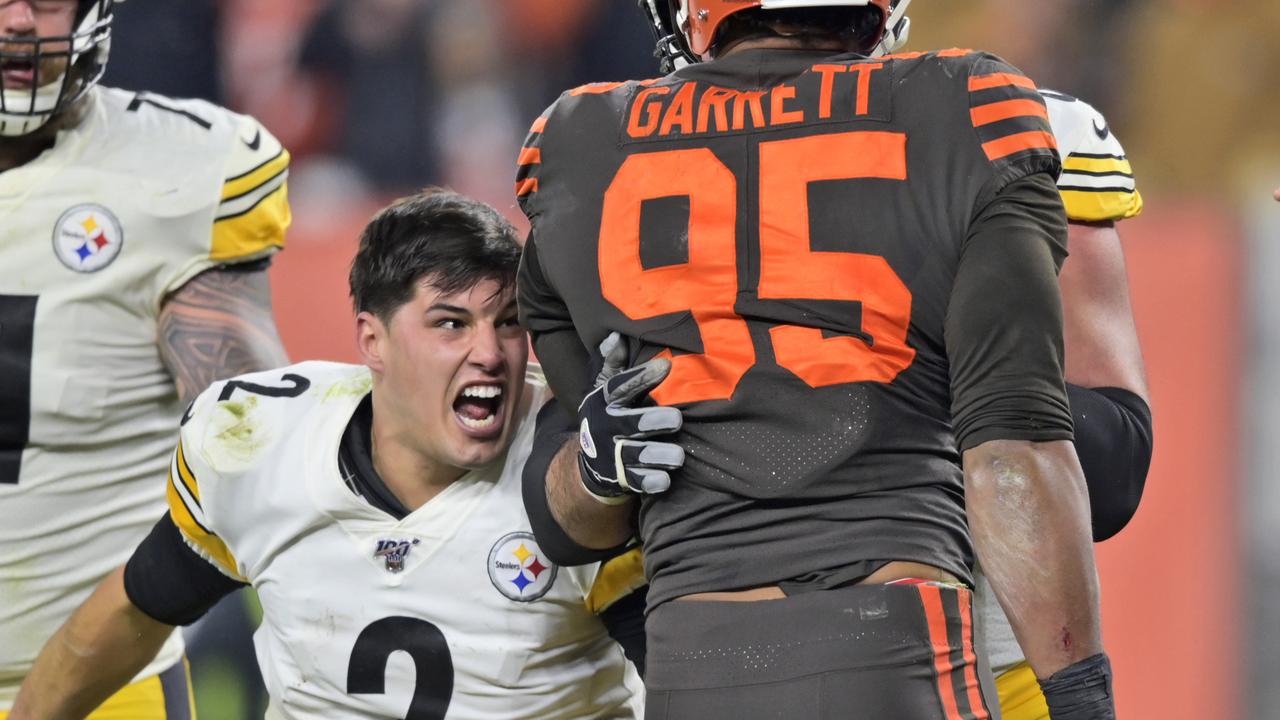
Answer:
[
  {"left": 210, "top": 113, "right": 291, "bottom": 264},
  {"left": 514, "top": 107, "right": 552, "bottom": 217},
  {"left": 1066, "top": 383, "right": 1153, "bottom": 541},
  {"left": 1044, "top": 93, "right": 1143, "bottom": 222},
  {"left": 123, "top": 514, "right": 248, "bottom": 626},
  {"left": 164, "top": 386, "right": 248, "bottom": 582},
  {"left": 965, "top": 54, "right": 1063, "bottom": 209},
  {"left": 946, "top": 172, "right": 1075, "bottom": 451}
]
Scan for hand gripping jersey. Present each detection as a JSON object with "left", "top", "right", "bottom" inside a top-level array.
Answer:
[
  {"left": 0, "top": 86, "right": 289, "bottom": 706},
  {"left": 167, "top": 362, "right": 639, "bottom": 719},
  {"left": 517, "top": 48, "right": 1073, "bottom": 609},
  {"left": 976, "top": 91, "right": 1144, "bottom": 681}
]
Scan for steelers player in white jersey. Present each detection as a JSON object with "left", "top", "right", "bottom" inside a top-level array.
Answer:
[
  {"left": 12, "top": 190, "right": 644, "bottom": 720},
  {"left": 0, "top": 0, "right": 291, "bottom": 717},
  {"left": 867, "top": 3, "right": 1153, "bottom": 717}
]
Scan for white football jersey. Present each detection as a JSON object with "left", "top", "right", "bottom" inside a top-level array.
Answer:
[
  {"left": 0, "top": 86, "right": 290, "bottom": 706},
  {"left": 167, "top": 361, "right": 641, "bottom": 719},
  {"left": 975, "top": 91, "right": 1143, "bottom": 676}
]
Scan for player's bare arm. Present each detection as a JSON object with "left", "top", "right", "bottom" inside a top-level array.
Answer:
[
  {"left": 1061, "top": 221, "right": 1149, "bottom": 399},
  {"left": 158, "top": 265, "right": 290, "bottom": 405},
  {"left": 9, "top": 568, "right": 172, "bottom": 720},
  {"left": 545, "top": 438, "right": 636, "bottom": 550},
  {"left": 1059, "top": 219, "right": 1154, "bottom": 541},
  {"left": 965, "top": 439, "right": 1102, "bottom": 678}
]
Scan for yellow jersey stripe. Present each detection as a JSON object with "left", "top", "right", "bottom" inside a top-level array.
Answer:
[
  {"left": 220, "top": 148, "right": 290, "bottom": 203},
  {"left": 175, "top": 442, "right": 201, "bottom": 504},
  {"left": 1062, "top": 155, "right": 1133, "bottom": 176},
  {"left": 166, "top": 472, "right": 243, "bottom": 580},
  {"left": 585, "top": 547, "right": 646, "bottom": 615},
  {"left": 210, "top": 182, "right": 290, "bottom": 262},
  {"left": 1061, "top": 187, "right": 1144, "bottom": 222}
]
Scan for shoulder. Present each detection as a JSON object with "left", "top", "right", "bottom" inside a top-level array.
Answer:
[
  {"left": 95, "top": 87, "right": 291, "bottom": 262},
  {"left": 516, "top": 78, "right": 659, "bottom": 212},
  {"left": 181, "top": 361, "right": 367, "bottom": 476},
  {"left": 1039, "top": 89, "right": 1143, "bottom": 222}
]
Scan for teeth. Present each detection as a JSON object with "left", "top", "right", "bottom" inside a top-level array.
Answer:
[
  {"left": 460, "top": 414, "right": 498, "bottom": 429},
  {"left": 462, "top": 385, "right": 502, "bottom": 399}
]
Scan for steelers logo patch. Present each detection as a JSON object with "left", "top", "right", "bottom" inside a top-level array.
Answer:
[
  {"left": 487, "top": 532, "right": 557, "bottom": 602},
  {"left": 52, "top": 204, "right": 124, "bottom": 273}
]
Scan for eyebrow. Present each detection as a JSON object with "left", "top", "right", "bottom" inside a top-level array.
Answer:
[{"left": 426, "top": 303, "right": 471, "bottom": 315}]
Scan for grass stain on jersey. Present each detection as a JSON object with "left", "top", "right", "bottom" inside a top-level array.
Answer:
[
  {"left": 322, "top": 372, "right": 373, "bottom": 402},
  {"left": 207, "top": 396, "right": 270, "bottom": 466}
]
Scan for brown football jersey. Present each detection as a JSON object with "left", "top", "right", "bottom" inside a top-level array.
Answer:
[{"left": 517, "top": 48, "right": 1073, "bottom": 609}]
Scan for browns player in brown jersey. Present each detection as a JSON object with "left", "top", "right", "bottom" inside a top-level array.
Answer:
[{"left": 518, "top": 2, "right": 1116, "bottom": 717}]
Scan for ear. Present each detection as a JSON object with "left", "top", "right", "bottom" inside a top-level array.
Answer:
[{"left": 355, "top": 311, "right": 388, "bottom": 373}]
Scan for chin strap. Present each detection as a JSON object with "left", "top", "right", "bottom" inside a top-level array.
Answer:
[{"left": 872, "top": 0, "right": 912, "bottom": 57}]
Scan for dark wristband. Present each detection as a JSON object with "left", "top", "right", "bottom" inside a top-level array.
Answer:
[{"left": 1039, "top": 653, "right": 1116, "bottom": 720}]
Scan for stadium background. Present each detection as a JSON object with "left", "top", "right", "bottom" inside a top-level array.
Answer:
[{"left": 98, "top": 0, "right": 1280, "bottom": 717}]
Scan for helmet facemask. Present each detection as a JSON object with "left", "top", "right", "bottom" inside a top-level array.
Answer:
[{"left": 0, "top": 0, "right": 114, "bottom": 137}]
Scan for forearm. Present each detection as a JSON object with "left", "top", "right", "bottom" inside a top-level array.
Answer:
[
  {"left": 546, "top": 439, "right": 635, "bottom": 550},
  {"left": 12, "top": 568, "right": 173, "bottom": 720},
  {"left": 965, "top": 439, "right": 1103, "bottom": 678}
]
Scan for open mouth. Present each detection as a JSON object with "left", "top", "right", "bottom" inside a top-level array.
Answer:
[
  {"left": 0, "top": 57, "right": 36, "bottom": 88},
  {"left": 452, "top": 383, "right": 505, "bottom": 434}
]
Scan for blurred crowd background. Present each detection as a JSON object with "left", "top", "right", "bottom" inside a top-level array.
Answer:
[{"left": 97, "top": 0, "right": 1279, "bottom": 718}]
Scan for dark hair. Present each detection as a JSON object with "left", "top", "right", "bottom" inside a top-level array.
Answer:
[
  {"left": 348, "top": 188, "right": 521, "bottom": 324},
  {"left": 712, "top": 7, "right": 884, "bottom": 56}
]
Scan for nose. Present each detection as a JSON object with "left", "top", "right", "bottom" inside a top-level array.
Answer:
[
  {"left": 467, "top": 324, "right": 505, "bottom": 374},
  {"left": 0, "top": 2, "right": 37, "bottom": 37}
]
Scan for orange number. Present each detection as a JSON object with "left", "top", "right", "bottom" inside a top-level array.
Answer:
[
  {"left": 598, "top": 132, "right": 915, "bottom": 403},
  {"left": 758, "top": 131, "right": 916, "bottom": 387},
  {"left": 599, "top": 149, "right": 755, "bottom": 405}
]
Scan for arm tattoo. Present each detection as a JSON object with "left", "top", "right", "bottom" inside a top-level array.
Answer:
[{"left": 159, "top": 267, "right": 291, "bottom": 406}]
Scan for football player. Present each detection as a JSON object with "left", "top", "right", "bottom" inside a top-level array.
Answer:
[
  {"left": 517, "top": 0, "right": 1116, "bottom": 717},
  {"left": 0, "top": 0, "right": 290, "bottom": 717},
  {"left": 12, "top": 190, "right": 644, "bottom": 720}
]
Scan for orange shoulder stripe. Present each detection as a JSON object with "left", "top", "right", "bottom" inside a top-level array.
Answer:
[
  {"left": 515, "top": 178, "right": 538, "bottom": 197},
  {"left": 968, "top": 72, "right": 1037, "bottom": 92},
  {"left": 982, "top": 130, "right": 1058, "bottom": 161},
  {"left": 969, "top": 98, "right": 1048, "bottom": 127},
  {"left": 517, "top": 146, "right": 542, "bottom": 166}
]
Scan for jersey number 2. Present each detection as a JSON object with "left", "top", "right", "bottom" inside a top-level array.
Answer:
[
  {"left": 0, "top": 295, "right": 38, "bottom": 485},
  {"left": 347, "top": 616, "right": 453, "bottom": 719},
  {"left": 599, "top": 131, "right": 916, "bottom": 405}
]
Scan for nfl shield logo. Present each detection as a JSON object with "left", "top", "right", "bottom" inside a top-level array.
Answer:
[{"left": 373, "top": 538, "right": 420, "bottom": 573}]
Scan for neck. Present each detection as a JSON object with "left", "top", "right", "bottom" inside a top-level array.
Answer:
[
  {"left": 716, "top": 35, "right": 857, "bottom": 59},
  {"left": 368, "top": 401, "right": 465, "bottom": 513},
  {"left": 0, "top": 98, "right": 89, "bottom": 173}
]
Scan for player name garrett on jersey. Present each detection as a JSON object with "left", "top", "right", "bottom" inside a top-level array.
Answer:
[{"left": 167, "top": 361, "right": 639, "bottom": 720}]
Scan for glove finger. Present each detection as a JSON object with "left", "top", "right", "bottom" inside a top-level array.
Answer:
[
  {"left": 622, "top": 468, "right": 672, "bottom": 495},
  {"left": 619, "top": 440, "right": 685, "bottom": 470},
  {"left": 606, "top": 405, "right": 682, "bottom": 436},
  {"left": 595, "top": 332, "right": 629, "bottom": 385},
  {"left": 605, "top": 358, "right": 672, "bottom": 405}
]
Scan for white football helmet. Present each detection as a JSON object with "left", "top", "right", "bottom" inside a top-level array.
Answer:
[{"left": 0, "top": 0, "right": 116, "bottom": 136}]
